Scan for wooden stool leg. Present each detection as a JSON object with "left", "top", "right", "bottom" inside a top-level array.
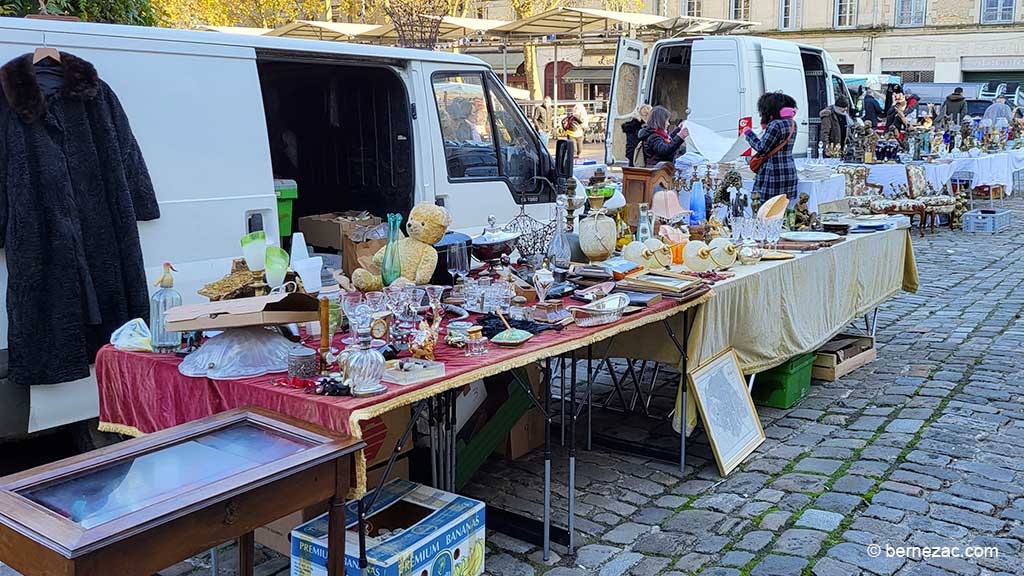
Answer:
[
  {"left": 238, "top": 532, "right": 254, "bottom": 576},
  {"left": 327, "top": 455, "right": 353, "bottom": 576}
]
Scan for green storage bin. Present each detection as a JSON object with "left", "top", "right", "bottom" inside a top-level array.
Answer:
[
  {"left": 274, "top": 179, "right": 298, "bottom": 237},
  {"left": 751, "top": 352, "right": 815, "bottom": 409}
]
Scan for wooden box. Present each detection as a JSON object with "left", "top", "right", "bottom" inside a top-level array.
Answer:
[
  {"left": 165, "top": 292, "right": 320, "bottom": 331},
  {"left": 812, "top": 334, "right": 876, "bottom": 382}
]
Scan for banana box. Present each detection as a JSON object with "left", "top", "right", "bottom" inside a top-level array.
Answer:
[{"left": 290, "top": 479, "right": 485, "bottom": 576}]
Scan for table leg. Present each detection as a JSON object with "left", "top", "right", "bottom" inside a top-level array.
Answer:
[
  {"left": 543, "top": 356, "right": 552, "bottom": 562},
  {"left": 587, "top": 344, "right": 593, "bottom": 451},
  {"left": 238, "top": 532, "right": 254, "bottom": 576},
  {"left": 209, "top": 547, "right": 219, "bottom": 575},
  {"left": 569, "top": 350, "right": 577, "bottom": 554},
  {"left": 329, "top": 455, "right": 353, "bottom": 576}
]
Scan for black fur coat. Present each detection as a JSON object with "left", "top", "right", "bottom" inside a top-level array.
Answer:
[{"left": 0, "top": 52, "right": 159, "bottom": 385}]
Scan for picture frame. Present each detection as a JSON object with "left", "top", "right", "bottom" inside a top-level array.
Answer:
[{"left": 688, "top": 348, "right": 765, "bottom": 476}]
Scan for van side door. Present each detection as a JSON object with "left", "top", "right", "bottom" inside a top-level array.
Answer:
[
  {"left": 605, "top": 37, "right": 645, "bottom": 165},
  {"left": 419, "top": 63, "right": 553, "bottom": 232}
]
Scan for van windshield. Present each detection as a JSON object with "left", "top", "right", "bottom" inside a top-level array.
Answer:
[{"left": 432, "top": 71, "right": 543, "bottom": 200}]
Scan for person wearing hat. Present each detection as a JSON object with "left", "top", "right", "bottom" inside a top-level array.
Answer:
[{"left": 941, "top": 87, "right": 968, "bottom": 124}]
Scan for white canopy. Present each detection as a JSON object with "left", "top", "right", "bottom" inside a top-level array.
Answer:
[{"left": 265, "top": 20, "right": 390, "bottom": 41}]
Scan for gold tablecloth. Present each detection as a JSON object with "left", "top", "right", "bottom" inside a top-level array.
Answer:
[{"left": 607, "top": 227, "right": 918, "bottom": 434}]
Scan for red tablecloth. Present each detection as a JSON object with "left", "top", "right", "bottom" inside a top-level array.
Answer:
[{"left": 97, "top": 293, "right": 710, "bottom": 493}]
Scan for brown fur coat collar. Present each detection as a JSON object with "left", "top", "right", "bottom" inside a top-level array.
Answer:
[{"left": 0, "top": 52, "right": 99, "bottom": 123}]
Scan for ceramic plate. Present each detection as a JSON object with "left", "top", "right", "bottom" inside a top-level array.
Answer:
[{"left": 779, "top": 231, "right": 841, "bottom": 242}]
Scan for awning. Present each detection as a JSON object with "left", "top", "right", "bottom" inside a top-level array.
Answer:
[
  {"left": 562, "top": 67, "right": 612, "bottom": 84},
  {"left": 196, "top": 25, "right": 272, "bottom": 35},
  {"left": 493, "top": 7, "right": 668, "bottom": 38},
  {"left": 375, "top": 16, "right": 510, "bottom": 41},
  {"left": 265, "top": 20, "right": 390, "bottom": 41},
  {"left": 643, "top": 15, "right": 758, "bottom": 36}
]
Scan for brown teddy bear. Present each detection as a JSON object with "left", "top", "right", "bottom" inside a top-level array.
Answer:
[{"left": 352, "top": 203, "right": 452, "bottom": 291}]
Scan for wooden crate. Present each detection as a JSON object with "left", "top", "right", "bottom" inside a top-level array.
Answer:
[{"left": 812, "top": 334, "right": 876, "bottom": 382}]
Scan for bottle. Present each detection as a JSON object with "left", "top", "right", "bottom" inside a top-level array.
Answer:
[
  {"left": 636, "top": 202, "right": 652, "bottom": 242},
  {"left": 688, "top": 180, "right": 707, "bottom": 226},
  {"left": 150, "top": 262, "right": 182, "bottom": 353},
  {"left": 381, "top": 213, "right": 403, "bottom": 287},
  {"left": 547, "top": 195, "right": 572, "bottom": 272},
  {"left": 615, "top": 209, "right": 632, "bottom": 250},
  {"left": 345, "top": 326, "right": 386, "bottom": 397}
]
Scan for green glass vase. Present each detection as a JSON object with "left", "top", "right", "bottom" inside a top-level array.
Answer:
[{"left": 381, "top": 213, "right": 403, "bottom": 286}]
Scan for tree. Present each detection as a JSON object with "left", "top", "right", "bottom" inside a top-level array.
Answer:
[
  {"left": 0, "top": 0, "right": 157, "bottom": 25},
  {"left": 152, "top": 0, "right": 327, "bottom": 29},
  {"left": 510, "top": 0, "right": 560, "bottom": 100}
]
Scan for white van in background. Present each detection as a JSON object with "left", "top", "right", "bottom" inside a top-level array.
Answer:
[
  {"left": 605, "top": 36, "right": 854, "bottom": 164},
  {"left": 0, "top": 17, "right": 557, "bottom": 443}
]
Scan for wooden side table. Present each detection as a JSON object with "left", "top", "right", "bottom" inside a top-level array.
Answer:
[{"left": 0, "top": 407, "right": 363, "bottom": 576}]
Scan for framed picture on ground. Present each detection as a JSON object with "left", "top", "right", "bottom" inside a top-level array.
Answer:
[{"left": 688, "top": 348, "right": 765, "bottom": 476}]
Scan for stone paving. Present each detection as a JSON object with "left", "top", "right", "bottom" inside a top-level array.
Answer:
[
  {"left": 466, "top": 200, "right": 1024, "bottom": 576},
  {"left": 4, "top": 200, "right": 1024, "bottom": 576}
]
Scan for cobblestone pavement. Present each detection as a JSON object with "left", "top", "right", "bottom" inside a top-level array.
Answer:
[
  {"left": 466, "top": 200, "right": 1024, "bottom": 576},
  {"left": 4, "top": 200, "right": 1023, "bottom": 576}
]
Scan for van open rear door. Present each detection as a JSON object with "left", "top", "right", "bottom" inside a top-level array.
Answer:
[
  {"left": 605, "top": 37, "right": 644, "bottom": 165},
  {"left": 759, "top": 40, "right": 809, "bottom": 153}
]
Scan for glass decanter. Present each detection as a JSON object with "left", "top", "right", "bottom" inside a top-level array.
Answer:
[
  {"left": 546, "top": 195, "right": 572, "bottom": 272},
  {"left": 150, "top": 262, "right": 182, "bottom": 353},
  {"left": 381, "top": 213, "right": 403, "bottom": 287},
  {"left": 345, "top": 325, "right": 386, "bottom": 397}
]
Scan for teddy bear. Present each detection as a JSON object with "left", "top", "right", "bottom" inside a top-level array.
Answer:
[{"left": 351, "top": 202, "right": 452, "bottom": 291}]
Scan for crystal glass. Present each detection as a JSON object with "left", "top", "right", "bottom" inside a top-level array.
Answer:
[
  {"left": 365, "top": 291, "right": 386, "bottom": 314},
  {"left": 447, "top": 243, "right": 470, "bottom": 284},
  {"left": 767, "top": 219, "right": 782, "bottom": 250},
  {"left": 547, "top": 195, "right": 572, "bottom": 270},
  {"left": 341, "top": 291, "right": 363, "bottom": 345},
  {"left": 425, "top": 285, "right": 445, "bottom": 322}
]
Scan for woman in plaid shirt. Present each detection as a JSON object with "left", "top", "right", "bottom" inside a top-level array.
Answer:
[{"left": 743, "top": 92, "right": 799, "bottom": 202}]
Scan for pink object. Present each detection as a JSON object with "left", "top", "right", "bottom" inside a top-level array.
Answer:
[
  {"left": 652, "top": 189, "right": 690, "bottom": 221},
  {"left": 780, "top": 107, "right": 797, "bottom": 118}
]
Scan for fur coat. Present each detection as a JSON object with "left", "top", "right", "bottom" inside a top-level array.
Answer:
[{"left": 0, "top": 52, "right": 159, "bottom": 385}]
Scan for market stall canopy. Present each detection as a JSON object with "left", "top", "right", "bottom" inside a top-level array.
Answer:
[
  {"left": 504, "top": 85, "right": 530, "bottom": 100},
  {"left": 196, "top": 25, "right": 273, "bottom": 35},
  {"left": 266, "top": 20, "right": 390, "bottom": 41},
  {"left": 642, "top": 14, "right": 758, "bottom": 36},
  {"left": 372, "top": 16, "right": 510, "bottom": 41},
  {"left": 562, "top": 66, "right": 612, "bottom": 85},
  {"left": 492, "top": 7, "right": 668, "bottom": 38}
]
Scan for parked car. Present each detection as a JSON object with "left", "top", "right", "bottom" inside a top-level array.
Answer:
[
  {"left": 605, "top": 35, "right": 853, "bottom": 163},
  {"left": 0, "top": 16, "right": 562, "bottom": 443}
]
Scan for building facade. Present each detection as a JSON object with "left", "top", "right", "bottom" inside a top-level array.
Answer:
[{"left": 478, "top": 0, "right": 1024, "bottom": 92}]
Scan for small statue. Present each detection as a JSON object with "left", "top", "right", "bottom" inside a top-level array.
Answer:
[
  {"left": 793, "top": 193, "right": 819, "bottom": 231},
  {"left": 864, "top": 127, "right": 880, "bottom": 162},
  {"left": 715, "top": 167, "right": 742, "bottom": 206},
  {"left": 410, "top": 319, "right": 438, "bottom": 361}
]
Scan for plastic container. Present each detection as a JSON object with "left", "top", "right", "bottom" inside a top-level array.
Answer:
[
  {"left": 751, "top": 352, "right": 815, "bottom": 409},
  {"left": 962, "top": 209, "right": 1011, "bottom": 233},
  {"left": 293, "top": 256, "right": 323, "bottom": 293},
  {"left": 274, "top": 179, "right": 298, "bottom": 237}
]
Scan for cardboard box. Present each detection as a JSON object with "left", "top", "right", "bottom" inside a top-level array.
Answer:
[
  {"left": 259, "top": 459, "right": 410, "bottom": 556},
  {"left": 813, "top": 334, "right": 876, "bottom": 382},
  {"left": 290, "top": 479, "right": 485, "bottom": 576},
  {"left": 361, "top": 407, "right": 413, "bottom": 470},
  {"left": 497, "top": 365, "right": 545, "bottom": 460},
  {"left": 165, "top": 292, "right": 319, "bottom": 332},
  {"left": 298, "top": 212, "right": 382, "bottom": 251}
]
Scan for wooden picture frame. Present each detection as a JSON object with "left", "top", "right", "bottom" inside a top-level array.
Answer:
[{"left": 688, "top": 348, "right": 765, "bottom": 476}]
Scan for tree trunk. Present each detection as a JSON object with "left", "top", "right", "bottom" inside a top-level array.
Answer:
[{"left": 524, "top": 44, "right": 542, "bottom": 100}]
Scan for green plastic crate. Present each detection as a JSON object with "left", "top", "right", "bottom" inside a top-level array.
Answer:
[
  {"left": 274, "top": 179, "right": 298, "bottom": 237},
  {"left": 751, "top": 352, "right": 815, "bottom": 409}
]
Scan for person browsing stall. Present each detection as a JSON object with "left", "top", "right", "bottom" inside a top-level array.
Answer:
[
  {"left": 743, "top": 92, "right": 798, "bottom": 200},
  {"left": 623, "top": 103, "right": 652, "bottom": 167},
  {"left": 819, "top": 96, "right": 851, "bottom": 157},
  {"left": 637, "top": 105, "right": 689, "bottom": 167}
]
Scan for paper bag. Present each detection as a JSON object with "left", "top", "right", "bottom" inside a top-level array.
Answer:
[{"left": 343, "top": 236, "right": 387, "bottom": 278}]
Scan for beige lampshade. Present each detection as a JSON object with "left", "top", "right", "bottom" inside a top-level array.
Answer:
[
  {"left": 652, "top": 190, "right": 690, "bottom": 221},
  {"left": 757, "top": 194, "right": 789, "bottom": 220}
]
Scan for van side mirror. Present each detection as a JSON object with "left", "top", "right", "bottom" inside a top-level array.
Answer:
[{"left": 554, "top": 139, "right": 574, "bottom": 180}]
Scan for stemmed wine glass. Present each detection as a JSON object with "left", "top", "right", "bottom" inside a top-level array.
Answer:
[
  {"left": 768, "top": 219, "right": 783, "bottom": 251},
  {"left": 341, "top": 291, "right": 363, "bottom": 346},
  {"left": 447, "top": 243, "right": 470, "bottom": 286}
]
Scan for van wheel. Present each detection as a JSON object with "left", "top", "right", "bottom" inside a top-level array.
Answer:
[{"left": 70, "top": 418, "right": 125, "bottom": 453}]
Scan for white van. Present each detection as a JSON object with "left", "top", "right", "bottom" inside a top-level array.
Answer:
[
  {"left": 0, "top": 17, "right": 557, "bottom": 443},
  {"left": 605, "top": 36, "right": 854, "bottom": 164}
]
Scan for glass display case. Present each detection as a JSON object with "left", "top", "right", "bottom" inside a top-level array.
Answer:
[{"left": 0, "top": 408, "right": 363, "bottom": 576}]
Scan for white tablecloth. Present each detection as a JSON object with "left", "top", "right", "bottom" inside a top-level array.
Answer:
[
  {"left": 573, "top": 162, "right": 608, "bottom": 182},
  {"left": 742, "top": 173, "right": 846, "bottom": 212},
  {"left": 862, "top": 153, "right": 1015, "bottom": 195}
]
